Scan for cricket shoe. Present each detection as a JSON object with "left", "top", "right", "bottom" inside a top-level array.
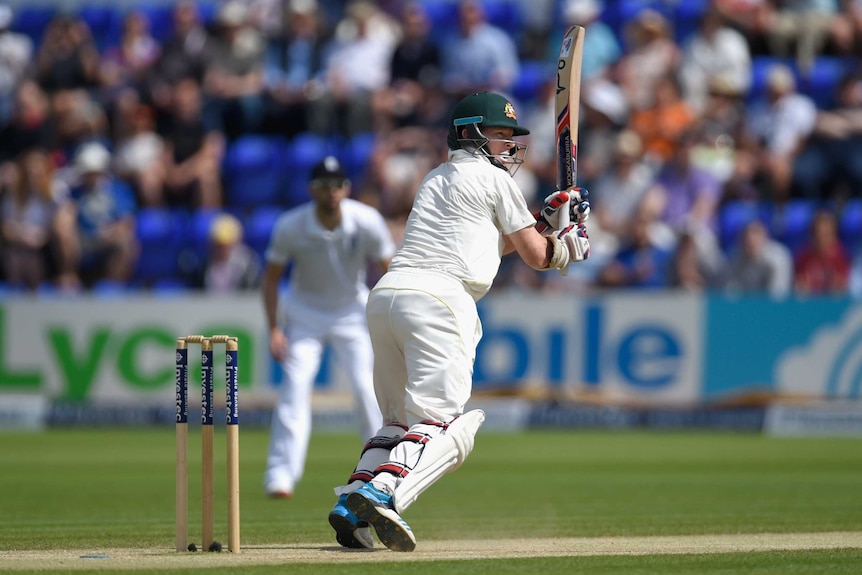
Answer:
[
  {"left": 346, "top": 483, "right": 416, "bottom": 552},
  {"left": 328, "top": 494, "right": 374, "bottom": 549}
]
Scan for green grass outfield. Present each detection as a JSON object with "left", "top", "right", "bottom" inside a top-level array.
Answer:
[{"left": 1, "top": 428, "right": 860, "bottom": 574}]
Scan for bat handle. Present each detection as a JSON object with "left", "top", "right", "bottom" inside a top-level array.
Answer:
[{"left": 558, "top": 189, "right": 572, "bottom": 276}]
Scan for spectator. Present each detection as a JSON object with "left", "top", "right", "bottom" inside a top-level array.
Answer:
[
  {"left": 52, "top": 90, "right": 110, "bottom": 162},
  {"left": 765, "top": 0, "right": 853, "bottom": 73},
  {"left": 518, "top": 75, "right": 557, "bottom": 202},
  {"left": 262, "top": 0, "right": 330, "bottom": 138},
  {"left": 721, "top": 219, "right": 793, "bottom": 298},
  {"left": 556, "top": 0, "right": 621, "bottom": 81},
  {"left": 744, "top": 63, "right": 818, "bottom": 203},
  {"left": 0, "top": 5, "right": 33, "bottom": 128},
  {"left": 516, "top": 0, "right": 557, "bottom": 60},
  {"left": 1, "top": 148, "right": 67, "bottom": 289},
  {"left": 589, "top": 130, "right": 656, "bottom": 259},
  {"left": 373, "top": 1, "right": 444, "bottom": 132},
  {"left": 578, "top": 78, "right": 629, "bottom": 189},
  {"left": 679, "top": 7, "right": 751, "bottom": 114},
  {"left": 794, "top": 209, "right": 850, "bottom": 295},
  {"left": 794, "top": 72, "right": 862, "bottom": 201},
  {"left": 197, "top": 213, "right": 262, "bottom": 291},
  {"left": 203, "top": 1, "right": 266, "bottom": 138},
  {"left": 596, "top": 203, "right": 674, "bottom": 289},
  {"left": 113, "top": 98, "right": 166, "bottom": 207},
  {"left": 628, "top": 73, "right": 697, "bottom": 165},
  {"left": 616, "top": 9, "right": 680, "bottom": 111},
  {"left": 55, "top": 142, "right": 139, "bottom": 290},
  {"left": 308, "top": 0, "right": 398, "bottom": 137},
  {"left": 668, "top": 230, "right": 724, "bottom": 291},
  {"left": 363, "top": 125, "right": 445, "bottom": 246},
  {"left": 0, "top": 81, "right": 57, "bottom": 166},
  {"left": 648, "top": 130, "right": 723, "bottom": 245},
  {"left": 846, "top": 0, "right": 862, "bottom": 55},
  {"left": 34, "top": 15, "right": 100, "bottom": 95},
  {"left": 147, "top": 0, "right": 212, "bottom": 114},
  {"left": 439, "top": 0, "right": 520, "bottom": 99},
  {"left": 158, "top": 77, "right": 225, "bottom": 208},
  {"left": 713, "top": 0, "right": 774, "bottom": 55},
  {"left": 100, "top": 10, "right": 162, "bottom": 98},
  {"left": 690, "top": 77, "right": 749, "bottom": 186}
]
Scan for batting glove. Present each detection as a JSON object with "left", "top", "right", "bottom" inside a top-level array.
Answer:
[
  {"left": 572, "top": 188, "right": 590, "bottom": 224},
  {"left": 559, "top": 222, "right": 590, "bottom": 262},
  {"left": 534, "top": 190, "right": 570, "bottom": 234},
  {"left": 534, "top": 188, "right": 591, "bottom": 234},
  {"left": 547, "top": 223, "right": 590, "bottom": 271}
]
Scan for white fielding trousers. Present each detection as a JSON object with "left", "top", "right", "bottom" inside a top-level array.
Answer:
[
  {"left": 264, "top": 298, "right": 382, "bottom": 493},
  {"left": 366, "top": 270, "right": 482, "bottom": 427}
]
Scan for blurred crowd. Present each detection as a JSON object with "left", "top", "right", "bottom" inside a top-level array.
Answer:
[{"left": 1, "top": 0, "right": 862, "bottom": 297}]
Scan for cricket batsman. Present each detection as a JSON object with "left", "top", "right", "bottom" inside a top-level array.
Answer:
[{"left": 328, "top": 92, "right": 591, "bottom": 551}]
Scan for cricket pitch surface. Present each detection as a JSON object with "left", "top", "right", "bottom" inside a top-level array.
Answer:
[{"left": 1, "top": 532, "right": 861, "bottom": 570}]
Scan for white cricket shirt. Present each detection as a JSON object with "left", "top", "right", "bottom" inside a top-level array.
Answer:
[
  {"left": 266, "top": 198, "right": 396, "bottom": 309},
  {"left": 389, "top": 149, "right": 536, "bottom": 300}
]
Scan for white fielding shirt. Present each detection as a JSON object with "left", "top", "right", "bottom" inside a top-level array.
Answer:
[
  {"left": 389, "top": 149, "right": 536, "bottom": 300},
  {"left": 265, "top": 198, "right": 396, "bottom": 309}
]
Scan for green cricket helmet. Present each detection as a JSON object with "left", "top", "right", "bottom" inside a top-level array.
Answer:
[{"left": 447, "top": 92, "right": 530, "bottom": 150}]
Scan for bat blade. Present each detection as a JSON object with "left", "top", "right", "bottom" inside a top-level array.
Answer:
[
  {"left": 556, "top": 25, "right": 585, "bottom": 203},
  {"left": 554, "top": 24, "right": 585, "bottom": 274}
]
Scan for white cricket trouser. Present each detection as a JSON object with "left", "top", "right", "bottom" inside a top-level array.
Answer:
[
  {"left": 264, "top": 298, "right": 382, "bottom": 493},
  {"left": 366, "top": 270, "right": 482, "bottom": 427}
]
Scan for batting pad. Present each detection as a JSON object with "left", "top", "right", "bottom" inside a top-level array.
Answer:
[{"left": 393, "top": 409, "right": 485, "bottom": 514}]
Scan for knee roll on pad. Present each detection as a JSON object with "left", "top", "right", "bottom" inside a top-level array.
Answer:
[{"left": 393, "top": 409, "right": 485, "bottom": 514}]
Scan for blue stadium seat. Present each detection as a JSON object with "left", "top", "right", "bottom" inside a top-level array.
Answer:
[
  {"left": 187, "top": 208, "right": 221, "bottom": 261},
  {"left": 244, "top": 207, "right": 283, "bottom": 260},
  {"left": 11, "top": 6, "right": 56, "bottom": 46},
  {"left": 282, "top": 132, "right": 336, "bottom": 208},
  {"left": 799, "top": 57, "right": 854, "bottom": 110},
  {"left": 134, "top": 208, "right": 186, "bottom": 284},
  {"left": 341, "top": 132, "right": 376, "bottom": 182},
  {"left": 131, "top": 3, "right": 175, "bottom": 43},
  {"left": 77, "top": 5, "right": 123, "bottom": 52},
  {"left": 839, "top": 199, "right": 862, "bottom": 249},
  {"left": 422, "top": 0, "right": 459, "bottom": 33},
  {"left": 718, "top": 201, "right": 768, "bottom": 252},
  {"left": 151, "top": 278, "right": 191, "bottom": 295},
  {"left": 92, "top": 279, "right": 133, "bottom": 297},
  {"left": 198, "top": 2, "right": 217, "bottom": 26},
  {"left": 222, "top": 135, "right": 283, "bottom": 209},
  {"left": 769, "top": 199, "right": 816, "bottom": 254},
  {"left": 673, "top": 0, "right": 709, "bottom": 44},
  {"left": 512, "top": 60, "right": 552, "bottom": 104},
  {"left": 481, "top": 0, "right": 522, "bottom": 37}
]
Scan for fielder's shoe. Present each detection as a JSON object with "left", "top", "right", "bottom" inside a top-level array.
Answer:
[
  {"left": 328, "top": 494, "right": 374, "bottom": 549},
  {"left": 266, "top": 489, "right": 293, "bottom": 500},
  {"left": 346, "top": 483, "right": 416, "bottom": 552}
]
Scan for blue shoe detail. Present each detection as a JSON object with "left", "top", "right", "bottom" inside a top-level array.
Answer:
[
  {"left": 328, "top": 494, "right": 372, "bottom": 549},
  {"left": 346, "top": 484, "right": 416, "bottom": 552}
]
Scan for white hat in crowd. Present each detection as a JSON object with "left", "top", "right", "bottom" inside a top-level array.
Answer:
[
  {"left": 584, "top": 80, "right": 628, "bottom": 125},
  {"left": 74, "top": 142, "right": 111, "bottom": 174}
]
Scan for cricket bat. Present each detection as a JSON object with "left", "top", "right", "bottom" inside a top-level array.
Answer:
[{"left": 555, "top": 25, "right": 585, "bottom": 275}]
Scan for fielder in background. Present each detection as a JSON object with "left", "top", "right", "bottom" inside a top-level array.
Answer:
[
  {"left": 261, "top": 156, "right": 394, "bottom": 498},
  {"left": 328, "top": 91, "right": 590, "bottom": 551}
]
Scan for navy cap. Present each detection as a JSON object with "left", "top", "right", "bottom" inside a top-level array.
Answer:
[{"left": 310, "top": 156, "right": 347, "bottom": 182}]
